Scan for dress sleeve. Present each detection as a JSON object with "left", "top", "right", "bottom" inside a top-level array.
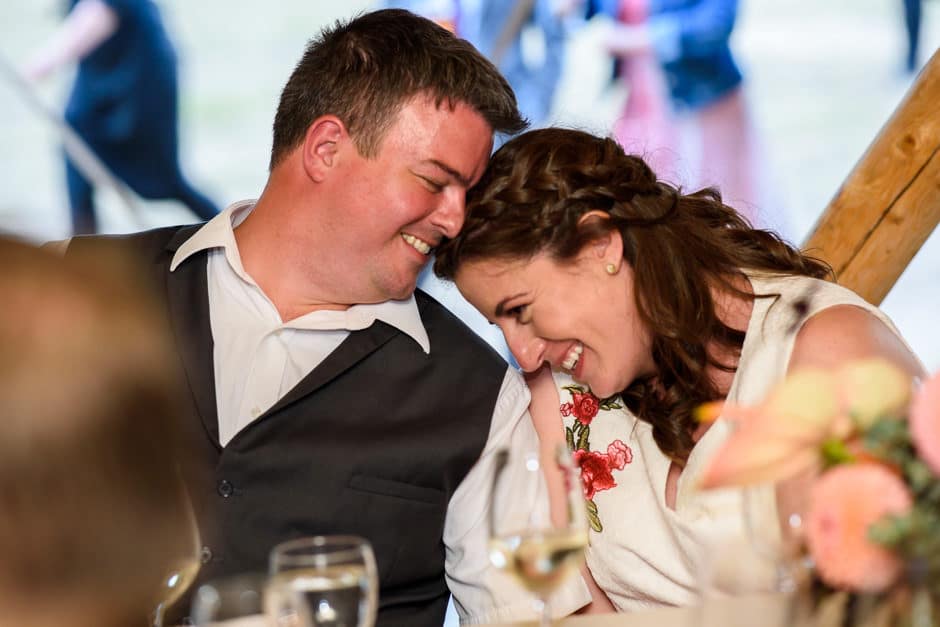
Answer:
[{"left": 443, "top": 367, "right": 591, "bottom": 624}]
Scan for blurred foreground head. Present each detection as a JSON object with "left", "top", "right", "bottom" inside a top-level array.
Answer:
[{"left": 0, "top": 236, "right": 190, "bottom": 627}]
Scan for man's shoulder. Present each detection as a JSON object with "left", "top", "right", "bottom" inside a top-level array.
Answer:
[
  {"left": 65, "top": 223, "right": 202, "bottom": 258},
  {"left": 414, "top": 288, "right": 508, "bottom": 370}
]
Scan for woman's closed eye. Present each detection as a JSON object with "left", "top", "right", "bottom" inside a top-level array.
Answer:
[{"left": 505, "top": 304, "right": 530, "bottom": 323}]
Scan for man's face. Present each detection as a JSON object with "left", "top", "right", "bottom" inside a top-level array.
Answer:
[{"left": 322, "top": 95, "right": 494, "bottom": 305}]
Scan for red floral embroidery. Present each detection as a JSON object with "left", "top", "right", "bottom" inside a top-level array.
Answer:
[
  {"left": 560, "top": 392, "right": 601, "bottom": 424},
  {"left": 573, "top": 439, "right": 631, "bottom": 500},
  {"left": 560, "top": 384, "right": 628, "bottom": 531}
]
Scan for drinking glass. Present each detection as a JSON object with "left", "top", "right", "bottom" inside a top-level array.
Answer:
[
  {"left": 487, "top": 447, "right": 588, "bottom": 627},
  {"left": 693, "top": 484, "right": 811, "bottom": 627},
  {"left": 269, "top": 535, "right": 379, "bottom": 627},
  {"left": 152, "top": 483, "right": 203, "bottom": 627},
  {"left": 191, "top": 572, "right": 307, "bottom": 627}
]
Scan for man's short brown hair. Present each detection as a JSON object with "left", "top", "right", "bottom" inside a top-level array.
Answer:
[{"left": 269, "top": 8, "right": 527, "bottom": 168}]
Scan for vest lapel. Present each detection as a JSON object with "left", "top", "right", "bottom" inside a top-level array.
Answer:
[
  {"left": 164, "top": 230, "right": 220, "bottom": 445},
  {"left": 266, "top": 320, "right": 401, "bottom": 416}
]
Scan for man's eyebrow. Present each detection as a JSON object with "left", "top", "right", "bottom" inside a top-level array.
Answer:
[
  {"left": 494, "top": 293, "right": 526, "bottom": 317},
  {"left": 426, "top": 159, "right": 472, "bottom": 188}
]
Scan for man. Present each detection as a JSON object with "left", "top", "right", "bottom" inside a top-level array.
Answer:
[{"left": 65, "top": 9, "right": 590, "bottom": 626}]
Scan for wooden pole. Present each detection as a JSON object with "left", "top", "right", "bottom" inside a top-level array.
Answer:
[{"left": 802, "top": 49, "right": 940, "bottom": 305}]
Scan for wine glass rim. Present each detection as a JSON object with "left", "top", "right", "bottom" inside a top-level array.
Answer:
[{"left": 270, "top": 534, "right": 373, "bottom": 566}]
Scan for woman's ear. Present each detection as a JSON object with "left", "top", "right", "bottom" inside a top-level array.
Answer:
[
  {"left": 578, "top": 211, "right": 624, "bottom": 272},
  {"left": 301, "top": 116, "right": 345, "bottom": 182}
]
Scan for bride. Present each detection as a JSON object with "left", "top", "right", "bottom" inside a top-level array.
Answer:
[{"left": 433, "top": 127, "right": 924, "bottom": 611}]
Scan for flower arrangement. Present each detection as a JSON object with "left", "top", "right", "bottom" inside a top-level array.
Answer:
[{"left": 699, "top": 358, "right": 940, "bottom": 625}]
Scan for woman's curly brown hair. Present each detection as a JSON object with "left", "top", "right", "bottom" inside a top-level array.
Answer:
[{"left": 435, "top": 128, "right": 832, "bottom": 463}]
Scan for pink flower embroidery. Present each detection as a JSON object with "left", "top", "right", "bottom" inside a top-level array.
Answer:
[
  {"left": 806, "top": 464, "right": 913, "bottom": 592},
  {"left": 607, "top": 440, "right": 633, "bottom": 469},
  {"left": 560, "top": 402, "right": 573, "bottom": 417}
]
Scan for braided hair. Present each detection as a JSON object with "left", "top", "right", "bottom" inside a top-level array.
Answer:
[{"left": 435, "top": 128, "right": 831, "bottom": 462}]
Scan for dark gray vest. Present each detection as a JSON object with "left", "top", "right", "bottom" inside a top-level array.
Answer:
[{"left": 68, "top": 226, "right": 507, "bottom": 627}]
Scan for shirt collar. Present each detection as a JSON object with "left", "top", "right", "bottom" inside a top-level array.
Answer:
[
  {"left": 170, "top": 199, "right": 255, "bottom": 278},
  {"left": 169, "top": 200, "right": 431, "bottom": 354}
]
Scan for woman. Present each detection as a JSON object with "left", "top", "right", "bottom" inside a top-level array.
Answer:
[{"left": 434, "top": 128, "right": 923, "bottom": 610}]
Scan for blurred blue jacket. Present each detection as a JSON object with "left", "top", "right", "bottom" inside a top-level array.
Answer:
[
  {"left": 592, "top": 0, "right": 743, "bottom": 110},
  {"left": 648, "top": 0, "right": 743, "bottom": 110}
]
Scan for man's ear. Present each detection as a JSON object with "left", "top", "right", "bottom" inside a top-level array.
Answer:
[
  {"left": 301, "top": 116, "right": 345, "bottom": 183},
  {"left": 577, "top": 210, "right": 624, "bottom": 271}
]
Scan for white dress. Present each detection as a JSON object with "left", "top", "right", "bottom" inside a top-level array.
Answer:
[{"left": 551, "top": 273, "right": 917, "bottom": 611}]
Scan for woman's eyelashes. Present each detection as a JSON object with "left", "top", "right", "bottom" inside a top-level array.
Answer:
[{"left": 505, "top": 303, "right": 530, "bottom": 322}]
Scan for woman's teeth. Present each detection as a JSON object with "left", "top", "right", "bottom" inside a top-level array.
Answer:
[
  {"left": 401, "top": 233, "right": 431, "bottom": 255},
  {"left": 562, "top": 342, "right": 583, "bottom": 371}
]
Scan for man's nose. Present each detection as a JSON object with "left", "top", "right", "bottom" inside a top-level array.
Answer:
[{"left": 430, "top": 189, "right": 466, "bottom": 239}]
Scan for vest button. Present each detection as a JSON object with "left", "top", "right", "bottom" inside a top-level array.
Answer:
[
  {"left": 217, "top": 479, "right": 234, "bottom": 498},
  {"left": 200, "top": 545, "right": 213, "bottom": 564}
]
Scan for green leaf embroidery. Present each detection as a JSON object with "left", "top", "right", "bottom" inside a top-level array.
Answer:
[
  {"left": 566, "top": 426, "right": 575, "bottom": 453},
  {"left": 586, "top": 500, "right": 603, "bottom": 532},
  {"left": 577, "top": 425, "right": 590, "bottom": 451}
]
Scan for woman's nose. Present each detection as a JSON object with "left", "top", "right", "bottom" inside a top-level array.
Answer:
[{"left": 505, "top": 327, "right": 546, "bottom": 373}]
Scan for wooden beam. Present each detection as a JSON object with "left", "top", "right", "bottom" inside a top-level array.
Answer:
[{"left": 802, "top": 49, "right": 940, "bottom": 305}]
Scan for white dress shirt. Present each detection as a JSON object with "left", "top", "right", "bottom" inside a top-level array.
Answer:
[{"left": 170, "top": 201, "right": 590, "bottom": 623}]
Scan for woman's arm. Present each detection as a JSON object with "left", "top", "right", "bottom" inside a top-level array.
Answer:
[
  {"left": 526, "top": 365, "right": 617, "bottom": 613},
  {"left": 788, "top": 304, "right": 924, "bottom": 378},
  {"left": 775, "top": 304, "right": 926, "bottom": 545},
  {"left": 22, "top": 0, "right": 119, "bottom": 81}
]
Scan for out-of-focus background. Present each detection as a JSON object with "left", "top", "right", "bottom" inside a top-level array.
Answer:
[{"left": 0, "top": 0, "right": 937, "bottom": 370}]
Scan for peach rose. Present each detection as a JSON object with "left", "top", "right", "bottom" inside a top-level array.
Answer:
[
  {"left": 806, "top": 464, "right": 912, "bottom": 592},
  {"left": 910, "top": 370, "right": 940, "bottom": 476}
]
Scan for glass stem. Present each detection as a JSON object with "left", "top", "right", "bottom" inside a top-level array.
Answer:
[
  {"left": 152, "top": 602, "right": 165, "bottom": 627},
  {"left": 534, "top": 596, "right": 552, "bottom": 627}
]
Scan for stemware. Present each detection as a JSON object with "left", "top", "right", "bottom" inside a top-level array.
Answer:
[
  {"left": 191, "top": 572, "right": 309, "bottom": 627},
  {"left": 152, "top": 483, "right": 203, "bottom": 627},
  {"left": 269, "top": 535, "right": 379, "bottom": 627},
  {"left": 693, "top": 483, "right": 811, "bottom": 627},
  {"left": 487, "top": 446, "right": 588, "bottom": 627}
]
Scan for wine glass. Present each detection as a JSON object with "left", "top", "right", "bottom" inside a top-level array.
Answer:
[
  {"left": 191, "top": 572, "right": 307, "bottom": 627},
  {"left": 152, "top": 482, "right": 203, "bottom": 627},
  {"left": 268, "top": 535, "right": 379, "bottom": 627},
  {"left": 693, "top": 483, "right": 811, "bottom": 627},
  {"left": 487, "top": 446, "right": 588, "bottom": 627}
]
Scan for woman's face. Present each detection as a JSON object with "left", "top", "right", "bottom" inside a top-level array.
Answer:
[{"left": 454, "top": 236, "right": 656, "bottom": 398}]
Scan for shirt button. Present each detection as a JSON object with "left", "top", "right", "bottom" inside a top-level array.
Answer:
[
  {"left": 250, "top": 406, "right": 262, "bottom": 418},
  {"left": 200, "top": 546, "right": 213, "bottom": 564},
  {"left": 217, "top": 479, "right": 234, "bottom": 498}
]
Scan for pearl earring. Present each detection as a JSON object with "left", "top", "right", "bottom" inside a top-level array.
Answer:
[{"left": 605, "top": 263, "right": 617, "bottom": 275}]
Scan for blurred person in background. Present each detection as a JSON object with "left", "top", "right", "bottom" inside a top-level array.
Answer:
[
  {"left": 22, "top": 0, "right": 219, "bottom": 235},
  {"left": 601, "top": 0, "right": 775, "bottom": 229},
  {"left": 902, "top": 0, "right": 922, "bottom": 72},
  {"left": 381, "top": 0, "right": 577, "bottom": 129},
  {"left": 0, "top": 236, "right": 193, "bottom": 627}
]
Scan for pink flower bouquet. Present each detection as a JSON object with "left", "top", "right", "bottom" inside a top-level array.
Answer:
[{"left": 700, "top": 359, "right": 940, "bottom": 625}]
